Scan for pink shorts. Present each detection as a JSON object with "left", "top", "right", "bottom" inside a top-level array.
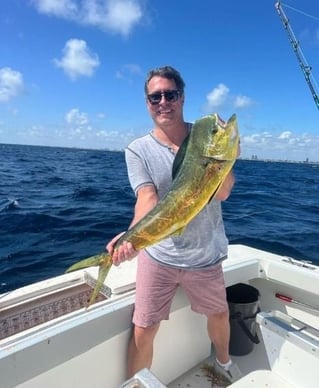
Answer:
[{"left": 133, "top": 250, "right": 228, "bottom": 328}]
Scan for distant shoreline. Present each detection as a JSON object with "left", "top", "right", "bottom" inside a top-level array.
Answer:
[
  {"left": 1, "top": 143, "right": 318, "bottom": 164},
  {"left": 239, "top": 157, "right": 319, "bottom": 165}
]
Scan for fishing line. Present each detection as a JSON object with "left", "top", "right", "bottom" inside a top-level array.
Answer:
[{"left": 281, "top": 3, "right": 319, "bottom": 22}]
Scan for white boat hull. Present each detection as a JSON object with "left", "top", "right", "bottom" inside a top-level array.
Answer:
[{"left": 1, "top": 245, "right": 318, "bottom": 387}]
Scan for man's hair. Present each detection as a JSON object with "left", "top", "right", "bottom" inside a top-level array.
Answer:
[{"left": 144, "top": 66, "right": 185, "bottom": 94}]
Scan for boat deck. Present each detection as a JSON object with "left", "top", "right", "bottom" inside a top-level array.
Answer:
[
  {"left": 168, "top": 307, "right": 319, "bottom": 388},
  {"left": 168, "top": 327, "right": 271, "bottom": 388}
]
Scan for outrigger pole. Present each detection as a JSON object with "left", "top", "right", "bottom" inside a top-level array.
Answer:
[{"left": 275, "top": 1, "right": 319, "bottom": 110}]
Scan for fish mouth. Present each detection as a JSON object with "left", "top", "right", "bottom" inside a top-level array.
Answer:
[{"left": 202, "top": 114, "right": 239, "bottom": 160}]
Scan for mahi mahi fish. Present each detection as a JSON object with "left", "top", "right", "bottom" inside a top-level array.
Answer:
[{"left": 66, "top": 113, "right": 239, "bottom": 306}]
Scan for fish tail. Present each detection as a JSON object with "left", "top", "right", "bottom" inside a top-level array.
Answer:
[
  {"left": 66, "top": 252, "right": 110, "bottom": 273},
  {"left": 88, "top": 261, "right": 113, "bottom": 306}
]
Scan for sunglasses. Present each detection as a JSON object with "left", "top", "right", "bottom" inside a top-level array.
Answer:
[{"left": 147, "top": 90, "right": 181, "bottom": 105}]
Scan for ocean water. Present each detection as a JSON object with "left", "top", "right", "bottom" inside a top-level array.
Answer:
[{"left": 1, "top": 143, "right": 318, "bottom": 293}]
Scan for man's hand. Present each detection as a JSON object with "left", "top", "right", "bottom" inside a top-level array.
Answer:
[{"left": 106, "top": 232, "right": 138, "bottom": 266}]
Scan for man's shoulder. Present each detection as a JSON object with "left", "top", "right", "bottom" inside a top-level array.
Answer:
[{"left": 127, "top": 133, "right": 153, "bottom": 150}]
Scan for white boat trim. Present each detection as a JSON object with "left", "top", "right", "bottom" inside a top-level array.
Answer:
[{"left": 0, "top": 244, "right": 318, "bottom": 387}]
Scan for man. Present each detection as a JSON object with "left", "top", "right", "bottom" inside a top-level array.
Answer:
[{"left": 107, "top": 66, "right": 241, "bottom": 384}]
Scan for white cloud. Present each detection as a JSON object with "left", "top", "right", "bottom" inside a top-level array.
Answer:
[
  {"left": 65, "top": 108, "right": 89, "bottom": 125},
  {"left": 54, "top": 39, "right": 100, "bottom": 80},
  {"left": 206, "top": 83, "right": 254, "bottom": 110},
  {"left": 279, "top": 131, "right": 292, "bottom": 139},
  {"left": 0, "top": 67, "right": 24, "bottom": 102},
  {"left": 234, "top": 95, "right": 254, "bottom": 108},
  {"left": 31, "top": 0, "right": 78, "bottom": 17},
  {"left": 115, "top": 63, "right": 143, "bottom": 80},
  {"left": 241, "top": 130, "right": 319, "bottom": 161},
  {"left": 83, "top": 0, "right": 143, "bottom": 36},
  {"left": 32, "top": 0, "right": 143, "bottom": 36},
  {"left": 206, "top": 83, "right": 229, "bottom": 108}
]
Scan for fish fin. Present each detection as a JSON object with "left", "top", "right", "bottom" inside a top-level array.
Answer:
[
  {"left": 66, "top": 252, "right": 109, "bottom": 273},
  {"left": 172, "top": 134, "right": 190, "bottom": 179},
  {"left": 88, "top": 260, "right": 113, "bottom": 307}
]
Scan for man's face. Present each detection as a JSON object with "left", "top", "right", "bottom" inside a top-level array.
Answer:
[{"left": 146, "top": 76, "right": 184, "bottom": 127}]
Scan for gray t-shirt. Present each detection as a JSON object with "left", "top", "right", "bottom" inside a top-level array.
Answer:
[{"left": 125, "top": 130, "right": 228, "bottom": 269}]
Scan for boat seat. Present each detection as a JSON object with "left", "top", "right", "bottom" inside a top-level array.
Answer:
[
  {"left": 256, "top": 310, "right": 319, "bottom": 388},
  {"left": 230, "top": 370, "right": 293, "bottom": 387}
]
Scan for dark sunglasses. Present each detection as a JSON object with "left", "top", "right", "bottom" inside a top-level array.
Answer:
[{"left": 147, "top": 90, "right": 181, "bottom": 105}]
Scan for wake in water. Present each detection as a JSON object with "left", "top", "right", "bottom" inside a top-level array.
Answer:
[{"left": 0, "top": 198, "right": 20, "bottom": 212}]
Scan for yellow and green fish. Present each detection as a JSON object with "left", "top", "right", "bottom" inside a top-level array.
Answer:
[{"left": 66, "top": 113, "right": 239, "bottom": 306}]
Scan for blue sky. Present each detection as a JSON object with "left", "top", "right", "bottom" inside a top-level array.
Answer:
[{"left": 1, "top": 0, "right": 319, "bottom": 161}]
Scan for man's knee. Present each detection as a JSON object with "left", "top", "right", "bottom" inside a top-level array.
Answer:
[
  {"left": 218, "top": 310, "right": 229, "bottom": 319},
  {"left": 133, "top": 323, "right": 160, "bottom": 349},
  {"left": 208, "top": 310, "right": 229, "bottom": 324}
]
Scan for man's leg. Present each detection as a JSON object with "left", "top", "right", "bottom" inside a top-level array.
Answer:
[
  {"left": 127, "top": 323, "right": 160, "bottom": 378},
  {"left": 207, "top": 310, "right": 230, "bottom": 363},
  {"left": 207, "top": 311, "right": 242, "bottom": 382},
  {"left": 180, "top": 264, "right": 231, "bottom": 363},
  {"left": 128, "top": 251, "right": 178, "bottom": 377}
]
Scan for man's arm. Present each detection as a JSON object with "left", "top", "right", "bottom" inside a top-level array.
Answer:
[
  {"left": 106, "top": 185, "right": 158, "bottom": 265},
  {"left": 215, "top": 142, "right": 240, "bottom": 201},
  {"left": 215, "top": 171, "right": 235, "bottom": 201},
  {"left": 130, "top": 185, "right": 158, "bottom": 228}
]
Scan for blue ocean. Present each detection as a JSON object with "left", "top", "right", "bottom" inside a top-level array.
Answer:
[{"left": 1, "top": 143, "right": 318, "bottom": 294}]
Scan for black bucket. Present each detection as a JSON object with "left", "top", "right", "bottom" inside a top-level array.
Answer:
[{"left": 226, "top": 283, "right": 260, "bottom": 356}]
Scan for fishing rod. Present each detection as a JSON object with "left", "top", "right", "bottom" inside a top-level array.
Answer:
[
  {"left": 275, "top": 1, "right": 319, "bottom": 110},
  {"left": 275, "top": 292, "right": 318, "bottom": 311}
]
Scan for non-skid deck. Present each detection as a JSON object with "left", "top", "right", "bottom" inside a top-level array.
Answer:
[
  {"left": 168, "top": 325, "right": 270, "bottom": 387},
  {"left": 169, "top": 308, "right": 319, "bottom": 388}
]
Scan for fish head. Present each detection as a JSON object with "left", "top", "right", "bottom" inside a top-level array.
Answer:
[{"left": 202, "top": 113, "right": 239, "bottom": 161}]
